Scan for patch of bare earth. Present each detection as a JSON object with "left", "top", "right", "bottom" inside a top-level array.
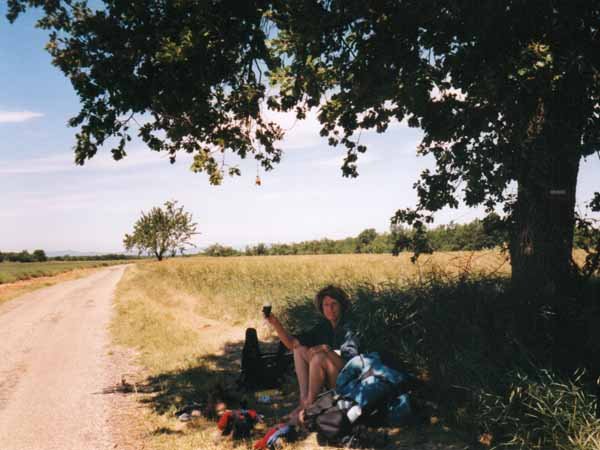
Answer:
[{"left": 103, "top": 345, "right": 149, "bottom": 450}]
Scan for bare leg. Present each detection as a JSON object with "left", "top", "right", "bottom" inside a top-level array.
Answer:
[
  {"left": 306, "top": 352, "right": 345, "bottom": 405},
  {"left": 324, "top": 351, "right": 344, "bottom": 388},
  {"left": 293, "top": 345, "right": 310, "bottom": 406}
]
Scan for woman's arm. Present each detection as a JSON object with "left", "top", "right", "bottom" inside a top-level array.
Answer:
[{"left": 266, "top": 314, "right": 300, "bottom": 351}]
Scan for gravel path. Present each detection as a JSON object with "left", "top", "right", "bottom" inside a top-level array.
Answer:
[{"left": 0, "top": 265, "right": 130, "bottom": 450}]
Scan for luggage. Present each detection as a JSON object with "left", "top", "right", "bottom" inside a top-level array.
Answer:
[
  {"left": 217, "top": 409, "right": 259, "bottom": 439},
  {"left": 304, "top": 353, "right": 417, "bottom": 445},
  {"left": 239, "top": 328, "right": 292, "bottom": 389},
  {"left": 303, "top": 390, "right": 352, "bottom": 442}
]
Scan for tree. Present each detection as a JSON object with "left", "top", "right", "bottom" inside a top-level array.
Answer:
[
  {"left": 8, "top": 1, "right": 600, "bottom": 293},
  {"left": 32, "top": 249, "right": 47, "bottom": 262},
  {"left": 123, "top": 200, "right": 198, "bottom": 261},
  {"left": 355, "top": 228, "right": 378, "bottom": 253},
  {"left": 204, "top": 244, "right": 240, "bottom": 257}
]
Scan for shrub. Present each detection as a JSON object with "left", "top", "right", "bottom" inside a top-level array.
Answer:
[{"left": 478, "top": 370, "right": 600, "bottom": 450}]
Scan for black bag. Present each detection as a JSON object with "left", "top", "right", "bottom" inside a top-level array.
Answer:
[
  {"left": 231, "top": 410, "right": 254, "bottom": 439},
  {"left": 304, "top": 390, "right": 352, "bottom": 444},
  {"left": 239, "top": 328, "right": 292, "bottom": 389}
]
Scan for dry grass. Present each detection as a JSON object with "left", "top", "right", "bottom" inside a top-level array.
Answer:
[
  {"left": 111, "top": 252, "right": 511, "bottom": 450},
  {"left": 133, "top": 251, "right": 510, "bottom": 326}
]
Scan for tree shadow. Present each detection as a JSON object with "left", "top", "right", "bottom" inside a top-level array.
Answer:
[{"left": 100, "top": 277, "right": 600, "bottom": 448}]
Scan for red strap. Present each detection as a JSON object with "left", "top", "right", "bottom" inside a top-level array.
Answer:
[
  {"left": 217, "top": 410, "right": 232, "bottom": 430},
  {"left": 253, "top": 425, "right": 281, "bottom": 449}
]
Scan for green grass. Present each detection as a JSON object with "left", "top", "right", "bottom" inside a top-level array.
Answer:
[{"left": 0, "top": 260, "right": 134, "bottom": 284}]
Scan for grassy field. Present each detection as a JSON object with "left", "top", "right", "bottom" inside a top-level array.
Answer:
[
  {"left": 111, "top": 252, "right": 512, "bottom": 450},
  {"left": 0, "top": 260, "right": 134, "bottom": 284},
  {"left": 112, "top": 251, "right": 598, "bottom": 450}
]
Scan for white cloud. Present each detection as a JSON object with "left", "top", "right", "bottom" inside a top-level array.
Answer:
[
  {"left": 0, "top": 147, "right": 170, "bottom": 175},
  {"left": 0, "top": 110, "right": 44, "bottom": 123}
]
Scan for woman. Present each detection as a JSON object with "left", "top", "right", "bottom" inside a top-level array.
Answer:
[{"left": 266, "top": 285, "right": 359, "bottom": 420}]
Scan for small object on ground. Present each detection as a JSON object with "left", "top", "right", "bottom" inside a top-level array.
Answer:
[
  {"left": 479, "top": 433, "right": 493, "bottom": 447},
  {"left": 218, "top": 409, "right": 259, "bottom": 439},
  {"left": 257, "top": 395, "right": 272, "bottom": 404},
  {"left": 253, "top": 423, "right": 297, "bottom": 449},
  {"left": 178, "top": 412, "right": 192, "bottom": 422},
  {"left": 175, "top": 402, "right": 204, "bottom": 417}
]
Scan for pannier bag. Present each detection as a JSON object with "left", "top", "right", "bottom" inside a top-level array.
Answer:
[{"left": 239, "top": 328, "right": 292, "bottom": 389}]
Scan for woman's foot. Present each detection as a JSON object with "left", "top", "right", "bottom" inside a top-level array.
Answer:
[{"left": 283, "top": 404, "right": 304, "bottom": 424}]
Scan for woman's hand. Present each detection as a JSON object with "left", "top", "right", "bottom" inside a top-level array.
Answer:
[
  {"left": 265, "top": 313, "right": 279, "bottom": 327},
  {"left": 265, "top": 313, "right": 297, "bottom": 352}
]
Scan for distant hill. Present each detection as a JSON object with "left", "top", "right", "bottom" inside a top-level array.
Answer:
[{"left": 46, "top": 250, "right": 125, "bottom": 257}]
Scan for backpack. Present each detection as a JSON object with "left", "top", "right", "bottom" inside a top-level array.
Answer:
[
  {"left": 239, "top": 328, "right": 292, "bottom": 389},
  {"left": 304, "top": 353, "right": 416, "bottom": 445},
  {"left": 303, "top": 390, "right": 353, "bottom": 444},
  {"left": 218, "top": 409, "right": 259, "bottom": 439}
]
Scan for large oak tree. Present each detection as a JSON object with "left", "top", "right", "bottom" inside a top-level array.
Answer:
[{"left": 8, "top": 0, "right": 599, "bottom": 292}]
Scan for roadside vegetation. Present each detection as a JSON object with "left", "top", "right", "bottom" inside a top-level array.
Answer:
[
  {"left": 0, "top": 259, "right": 135, "bottom": 285},
  {"left": 112, "top": 252, "right": 599, "bottom": 450}
]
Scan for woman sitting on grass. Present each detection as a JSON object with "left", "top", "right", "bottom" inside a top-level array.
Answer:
[{"left": 266, "top": 285, "right": 359, "bottom": 421}]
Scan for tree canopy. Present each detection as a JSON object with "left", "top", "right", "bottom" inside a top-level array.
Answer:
[
  {"left": 7, "top": 0, "right": 599, "bottom": 289},
  {"left": 123, "top": 200, "right": 198, "bottom": 261}
]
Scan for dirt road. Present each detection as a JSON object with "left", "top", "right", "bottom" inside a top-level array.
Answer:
[{"left": 0, "top": 265, "right": 130, "bottom": 450}]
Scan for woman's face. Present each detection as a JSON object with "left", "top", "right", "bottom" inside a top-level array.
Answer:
[{"left": 322, "top": 295, "right": 342, "bottom": 325}]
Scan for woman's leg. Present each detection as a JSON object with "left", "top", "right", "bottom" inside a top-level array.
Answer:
[
  {"left": 293, "top": 345, "right": 311, "bottom": 407},
  {"left": 306, "top": 352, "right": 345, "bottom": 405}
]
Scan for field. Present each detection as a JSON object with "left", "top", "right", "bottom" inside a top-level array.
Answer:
[
  {"left": 111, "top": 251, "right": 598, "bottom": 450},
  {"left": 0, "top": 260, "right": 133, "bottom": 284},
  {"left": 111, "top": 252, "right": 501, "bottom": 450}
]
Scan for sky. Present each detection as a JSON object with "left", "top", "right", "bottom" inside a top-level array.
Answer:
[{"left": 1, "top": 9, "right": 598, "bottom": 254}]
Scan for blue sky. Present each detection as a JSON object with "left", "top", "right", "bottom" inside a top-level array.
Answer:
[{"left": 1, "top": 9, "right": 598, "bottom": 253}]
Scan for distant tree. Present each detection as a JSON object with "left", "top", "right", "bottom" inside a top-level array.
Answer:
[
  {"left": 482, "top": 213, "right": 509, "bottom": 249},
  {"left": 204, "top": 244, "right": 240, "bottom": 257},
  {"left": 32, "top": 249, "right": 47, "bottom": 262},
  {"left": 254, "top": 243, "right": 268, "bottom": 256},
  {"left": 123, "top": 200, "right": 198, "bottom": 261},
  {"left": 13, "top": 250, "right": 33, "bottom": 263},
  {"left": 355, "top": 229, "right": 378, "bottom": 253}
]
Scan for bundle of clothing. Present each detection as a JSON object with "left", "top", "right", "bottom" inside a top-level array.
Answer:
[{"left": 303, "top": 352, "right": 420, "bottom": 447}]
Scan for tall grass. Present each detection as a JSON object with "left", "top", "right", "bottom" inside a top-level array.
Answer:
[{"left": 134, "top": 252, "right": 508, "bottom": 325}]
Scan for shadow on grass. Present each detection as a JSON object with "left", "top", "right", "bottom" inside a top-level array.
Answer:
[{"left": 106, "top": 276, "right": 600, "bottom": 448}]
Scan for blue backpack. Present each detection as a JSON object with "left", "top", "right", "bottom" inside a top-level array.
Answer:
[
  {"left": 335, "top": 352, "right": 414, "bottom": 425},
  {"left": 304, "top": 353, "right": 415, "bottom": 445}
]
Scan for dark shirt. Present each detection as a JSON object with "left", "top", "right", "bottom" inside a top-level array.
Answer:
[{"left": 297, "top": 318, "right": 359, "bottom": 361}]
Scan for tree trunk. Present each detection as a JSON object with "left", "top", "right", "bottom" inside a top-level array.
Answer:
[
  {"left": 510, "top": 157, "right": 580, "bottom": 295},
  {"left": 509, "top": 98, "right": 582, "bottom": 296},
  {"left": 508, "top": 93, "right": 586, "bottom": 372}
]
